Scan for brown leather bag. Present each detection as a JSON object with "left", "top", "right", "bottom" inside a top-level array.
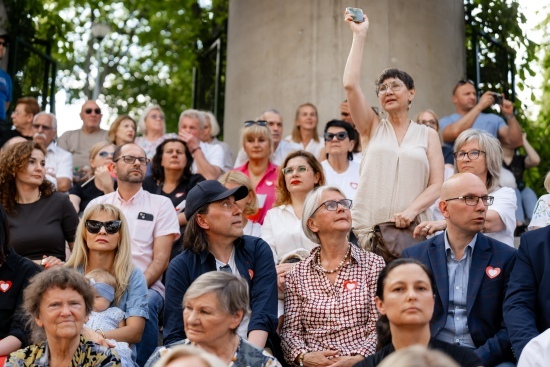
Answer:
[{"left": 371, "top": 221, "right": 426, "bottom": 263}]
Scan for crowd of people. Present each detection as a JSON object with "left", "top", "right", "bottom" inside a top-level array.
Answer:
[{"left": 1, "top": 10, "right": 550, "bottom": 367}]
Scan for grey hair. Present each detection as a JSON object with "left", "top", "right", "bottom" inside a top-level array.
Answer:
[
  {"left": 33, "top": 112, "right": 57, "bottom": 130},
  {"left": 183, "top": 271, "right": 250, "bottom": 319},
  {"left": 178, "top": 109, "right": 205, "bottom": 130},
  {"left": 259, "top": 108, "right": 282, "bottom": 121},
  {"left": 138, "top": 104, "right": 165, "bottom": 136},
  {"left": 203, "top": 111, "right": 220, "bottom": 137},
  {"left": 152, "top": 344, "right": 226, "bottom": 367},
  {"left": 301, "top": 186, "right": 346, "bottom": 244},
  {"left": 453, "top": 129, "right": 501, "bottom": 193}
]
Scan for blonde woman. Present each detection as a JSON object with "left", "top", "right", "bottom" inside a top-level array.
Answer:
[
  {"left": 219, "top": 170, "right": 262, "bottom": 237},
  {"left": 66, "top": 203, "right": 148, "bottom": 348},
  {"left": 283, "top": 103, "right": 323, "bottom": 159}
]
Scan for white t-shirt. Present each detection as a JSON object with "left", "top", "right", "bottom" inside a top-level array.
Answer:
[
  {"left": 529, "top": 194, "right": 550, "bottom": 230},
  {"left": 518, "top": 328, "right": 550, "bottom": 367},
  {"left": 321, "top": 160, "right": 360, "bottom": 201},
  {"left": 192, "top": 141, "right": 225, "bottom": 174},
  {"left": 283, "top": 135, "right": 323, "bottom": 160}
]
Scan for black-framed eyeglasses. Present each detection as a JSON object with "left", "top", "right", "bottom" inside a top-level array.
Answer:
[
  {"left": 98, "top": 151, "right": 115, "bottom": 158},
  {"left": 32, "top": 124, "right": 53, "bottom": 131},
  {"left": 445, "top": 195, "right": 494, "bottom": 206},
  {"left": 85, "top": 220, "right": 122, "bottom": 234},
  {"left": 282, "top": 164, "right": 309, "bottom": 176},
  {"left": 84, "top": 108, "right": 102, "bottom": 115},
  {"left": 114, "top": 155, "right": 149, "bottom": 165},
  {"left": 454, "top": 149, "right": 485, "bottom": 161},
  {"left": 311, "top": 199, "right": 353, "bottom": 216},
  {"left": 244, "top": 120, "right": 268, "bottom": 127},
  {"left": 377, "top": 81, "right": 405, "bottom": 95},
  {"left": 324, "top": 132, "right": 349, "bottom": 142}
]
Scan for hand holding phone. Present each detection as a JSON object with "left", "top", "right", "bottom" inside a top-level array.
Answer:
[
  {"left": 346, "top": 7, "right": 365, "bottom": 23},
  {"left": 491, "top": 92, "right": 503, "bottom": 105}
]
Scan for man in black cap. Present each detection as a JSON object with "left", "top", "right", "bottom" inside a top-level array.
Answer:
[{"left": 163, "top": 180, "right": 278, "bottom": 350}]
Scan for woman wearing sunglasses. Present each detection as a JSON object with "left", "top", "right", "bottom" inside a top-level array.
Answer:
[
  {"left": 343, "top": 11, "right": 444, "bottom": 250},
  {"left": 281, "top": 186, "right": 385, "bottom": 366},
  {"left": 135, "top": 105, "right": 177, "bottom": 160},
  {"left": 69, "top": 141, "right": 117, "bottom": 215},
  {"left": 233, "top": 120, "right": 278, "bottom": 224},
  {"left": 321, "top": 120, "right": 360, "bottom": 201},
  {"left": 0, "top": 140, "right": 79, "bottom": 268},
  {"left": 66, "top": 203, "right": 148, "bottom": 353}
]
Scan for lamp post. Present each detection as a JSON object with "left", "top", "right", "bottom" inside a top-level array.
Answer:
[{"left": 91, "top": 23, "right": 111, "bottom": 100}]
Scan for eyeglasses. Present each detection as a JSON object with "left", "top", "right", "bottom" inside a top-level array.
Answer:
[
  {"left": 445, "top": 195, "right": 494, "bottom": 206},
  {"left": 282, "top": 165, "right": 309, "bottom": 176},
  {"left": 377, "top": 81, "right": 405, "bottom": 95},
  {"left": 84, "top": 108, "right": 102, "bottom": 115},
  {"left": 324, "top": 132, "right": 349, "bottom": 142},
  {"left": 98, "top": 151, "right": 115, "bottom": 158},
  {"left": 244, "top": 120, "right": 268, "bottom": 127},
  {"left": 149, "top": 113, "right": 165, "bottom": 120},
  {"left": 32, "top": 124, "right": 53, "bottom": 131},
  {"left": 454, "top": 149, "right": 485, "bottom": 161},
  {"left": 85, "top": 220, "right": 122, "bottom": 234},
  {"left": 312, "top": 199, "right": 353, "bottom": 216},
  {"left": 114, "top": 155, "right": 149, "bottom": 165}
]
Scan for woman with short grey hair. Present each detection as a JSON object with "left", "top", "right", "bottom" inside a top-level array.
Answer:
[
  {"left": 281, "top": 186, "right": 385, "bottom": 366},
  {"left": 145, "top": 272, "right": 281, "bottom": 367},
  {"left": 135, "top": 104, "right": 177, "bottom": 159}
]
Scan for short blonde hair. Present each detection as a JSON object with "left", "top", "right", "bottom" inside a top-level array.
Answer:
[
  {"left": 378, "top": 345, "right": 459, "bottom": 367},
  {"left": 153, "top": 345, "right": 226, "bottom": 367},
  {"left": 218, "top": 171, "right": 259, "bottom": 217},
  {"left": 240, "top": 123, "right": 273, "bottom": 158},
  {"left": 108, "top": 115, "right": 136, "bottom": 144}
]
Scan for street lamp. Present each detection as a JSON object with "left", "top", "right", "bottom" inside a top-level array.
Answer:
[{"left": 91, "top": 22, "right": 111, "bottom": 100}]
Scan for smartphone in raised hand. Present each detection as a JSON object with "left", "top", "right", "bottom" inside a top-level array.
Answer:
[{"left": 346, "top": 7, "right": 365, "bottom": 23}]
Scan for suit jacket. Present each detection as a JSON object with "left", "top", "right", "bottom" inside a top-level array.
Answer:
[
  {"left": 503, "top": 226, "right": 550, "bottom": 359},
  {"left": 402, "top": 232, "right": 517, "bottom": 367}
]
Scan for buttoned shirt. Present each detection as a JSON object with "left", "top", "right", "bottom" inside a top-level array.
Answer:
[
  {"left": 45, "top": 142, "right": 73, "bottom": 180},
  {"left": 88, "top": 188, "right": 180, "bottom": 298},
  {"left": 437, "top": 231, "right": 477, "bottom": 348},
  {"left": 280, "top": 245, "right": 385, "bottom": 363},
  {"left": 234, "top": 162, "right": 278, "bottom": 224}
]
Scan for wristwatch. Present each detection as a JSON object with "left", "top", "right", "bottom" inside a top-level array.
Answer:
[{"left": 298, "top": 352, "right": 305, "bottom": 367}]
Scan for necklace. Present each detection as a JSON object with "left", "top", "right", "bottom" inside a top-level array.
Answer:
[
  {"left": 15, "top": 190, "right": 41, "bottom": 204},
  {"left": 318, "top": 245, "right": 351, "bottom": 274}
]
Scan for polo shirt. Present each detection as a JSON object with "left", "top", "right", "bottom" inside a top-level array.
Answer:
[{"left": 57, "top": 128, "right": 109, "bottom": 169}]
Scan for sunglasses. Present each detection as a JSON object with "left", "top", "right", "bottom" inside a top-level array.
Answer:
[
  {"left": 244, "top": 120, "right": 268, "bottom": 127},
  {"left": 84, "top": 108, "right": 102, "bottom": 115},
  {"left": 85, "top": 220, "right": 122, "bottom": 234},
  {"left": 324, "top": 132, "right": 349, "bottom": 142},
  {"left": 98, "top": 151, "right": 115, "bottom": 158}
]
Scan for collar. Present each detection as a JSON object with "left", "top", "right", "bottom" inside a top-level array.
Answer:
[
  {"left": 199, "top": 237, "right": 244, "bottom": 264},
  {"left": 444, "top": 230, "right": 477, "bottom": 258},
  {"left": 46, "top": 142, "right": 57, "bottom": 153},
  {"left": 115, "top": 187, "right": 144, "bottom": 205}
]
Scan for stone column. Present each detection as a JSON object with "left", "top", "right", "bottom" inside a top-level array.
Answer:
[{"left": 224, "top": 0, "right": 465, "bottom": 156}]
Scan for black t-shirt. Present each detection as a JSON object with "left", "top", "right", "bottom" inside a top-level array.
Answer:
[
  {"left": 69, "top": 179, "right": 117, "bottom": 213},
  {"left": 142, "top": 174, "right": 205, "bottom": 208},
  {"left": 354, "top": 338, "right": 481, "bottom": 367},
  {"left": 502, "top": 154, "right": 526, "bottom": 185},
  {"left": 9, "top": 192, "right": 79, "bottom": 261}
]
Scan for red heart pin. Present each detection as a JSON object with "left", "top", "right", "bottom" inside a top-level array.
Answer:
[
  {"left": 486, "top": 266, "right": 501, "bottom": 279},
  {"left": 0, "top": 280, "right": 12, "bottom": 292},
  {"left": 343, "top": 280, "right": 358, "bottom": 291},
  {"left": 350, "top": 182, "right": 358, "bottom": 190}
]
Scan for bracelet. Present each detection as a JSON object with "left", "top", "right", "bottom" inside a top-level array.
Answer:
[
  {"left": 95, "top": 328, "right": 106, "bottom": 339},
  {"left": 190, "top": 146, "right": 201, "bottom": 155},
  {"left": 503, "top": 113, "right": 515, "bottom": 121},
  {"left": 298, "top": 352, "right": 305, "bottom": 367}
]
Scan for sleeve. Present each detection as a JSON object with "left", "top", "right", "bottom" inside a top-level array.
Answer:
[
  {"left": 221, "top": 143, "right": 234, "bottom": 172},
  {"left": 503, "top": 236, "right": 540, "bottom": 358},
  {"left": 205, "top": 143, "right": 224, "bottom": 171},
  {"left": 490, "top": 187, "right": 517, "bottom": 236},
  {"left": 528, "top": 195, "right": 550, "bottom": 230},
  {"left": 280, "top": 267, "right": 307, "bottom": 364},
  {"left": 234, "top": 148, "right": 248, "bottom": 168},
  {"left": 9, "top": 263, "right": 41, "bottom": 346},
  {"left": 163, "top": 256, "right": 191, "bottom": 345},
  {"left": 57, "top": 131, "right": 70, "bottom": 152},
  {"left": 438, "top": 115, "right": 455, "bottom": 133},
  {"left": 154, "top": 196, "right": 180, "bottom": 240},
  {"left": 260, "top": 209, "right": 278, "bottom": 262},
  {"left": 517, "top": 330, "right": 550, "bottom": 367},
  {"left": 495, "top": 114, "right": 507, "bottom": 129},
  {"left": 120, "top": 269, "right": 149, "bottom": 319},
  {"left": 359, "top": 255, "right": 385, "bottom": 357},
  {"left": 60, "top": 194, "right": 80, "bottom": 243},
  {"left": 56, "top": 149, "right": 74, "bottom": 179},
  {"left": 69, "top": 182, "right": 82, "bottom": 196},
  {"left": 247, "top": 239, "right": 278, "bottom": 335}
]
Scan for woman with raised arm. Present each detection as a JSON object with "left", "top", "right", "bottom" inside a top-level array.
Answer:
[{"left": 343, "top": 11, "right": 444, "bottom": 250}]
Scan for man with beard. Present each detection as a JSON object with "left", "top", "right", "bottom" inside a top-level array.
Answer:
[
  {"left": 87, "top": 143, "right": 180, "bottom": 366},
  {"left": 32, "top": 112, "right": 72, "bottom": 192}
]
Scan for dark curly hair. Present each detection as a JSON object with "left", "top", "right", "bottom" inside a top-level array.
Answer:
[
  {"left": 0, "top": 140, "right": 55, "bottom": 216},
  {"left": 375, "top": 68, "right": 415, "bottom": 95},
  {"left": 151, "top": 138, "right": 194, "bottom": 184}
]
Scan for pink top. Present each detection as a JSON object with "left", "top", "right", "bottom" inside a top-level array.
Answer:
[
  {"left": 88, "top": 188, "right": 180, "bottom": 298},
  {"left": 234, "top": 162, "right": 278, "bottom": 224}
]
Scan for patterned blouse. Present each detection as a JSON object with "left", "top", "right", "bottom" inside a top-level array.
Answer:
[
  {"left": 281, "top": 244, "right": 385, "bottom": 364},
  {"left": 5, "top": 335, "right": 121, "bottom": 367}
]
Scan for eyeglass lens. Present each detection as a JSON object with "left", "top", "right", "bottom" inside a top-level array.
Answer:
[
  {"left": 283, "top": 165, "right": 308, "bottom": 176},
  {"left": 324, "top": 132, "right": 348, "bottom": 141},
  {"left": 85, "top": 108, "right": 102, "bottom": 115},
  {"left": 85, "top": 220, "right": 121, "bottom": 234},
  {"left": 323, "top": 199, "right": 353, "bottom": 210},
  {"left": 244, "top": 120, "right": 268, "bottom": 127}
]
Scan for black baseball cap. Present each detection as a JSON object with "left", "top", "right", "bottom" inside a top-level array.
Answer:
[{"left": 185, "top": 180, "right": 249, "bottom": 221}]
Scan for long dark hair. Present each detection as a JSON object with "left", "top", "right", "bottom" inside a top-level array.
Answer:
[
  {"left": 0, "top": 205, "right": 10, "bottom": 265},
  {"left": 151, "top": 138, "right": 194, "bottom": 184},
  {"left": 375, "top": 258, "right": 435, "bottom": 350}
]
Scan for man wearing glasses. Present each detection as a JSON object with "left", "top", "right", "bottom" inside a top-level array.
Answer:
[
  {"left": 32, "top": 112, "right": 73, "bottom": 192},
  {"left": 87, "top": 143, "right": 180, "bottom": 367},
  {"left": 402, "top": 173, "right": 517, "bottom": 367},
  {"left": 440, "top": 79, "right": 522, "bottom": 150},
  {"left": 58, "top": 100, "right": 109, "bottom": 171}
]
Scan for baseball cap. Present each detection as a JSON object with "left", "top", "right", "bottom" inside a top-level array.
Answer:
[{"left": 185, "top": 180, "right": 249, "bottom": 221}]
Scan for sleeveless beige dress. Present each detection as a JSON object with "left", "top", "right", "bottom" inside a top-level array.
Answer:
[{"left": 352, "top": 119, "right": 432, "bottom": 249}]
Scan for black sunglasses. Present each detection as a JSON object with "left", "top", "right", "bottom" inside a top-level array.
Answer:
[
  {"left": 324, "top": 132, "right": 349, "bottom": 142},
  {"left": 244, "top": 120, "right": 268, "bottom": 127},
  {"left": 85, "top": 220, "right": 122, "bottom": 234},
  {"left": 84, "top": 108, "right": 102, "bottom": 115}
]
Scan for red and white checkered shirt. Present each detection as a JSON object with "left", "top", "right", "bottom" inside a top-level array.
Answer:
[{"left": 281, "top": 244, "right": 385, "bottom": 364}]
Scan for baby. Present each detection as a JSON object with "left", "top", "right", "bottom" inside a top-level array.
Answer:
[{"left": 85, "top": 269, "right": 134, "bottom": 367}]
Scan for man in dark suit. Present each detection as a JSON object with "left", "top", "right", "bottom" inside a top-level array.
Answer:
[
  {"left": 403, "top": 173, "right": 516, "bottom": 367},
  {"left": 503, "top": 225, "right": 550, "bottom": 360}
]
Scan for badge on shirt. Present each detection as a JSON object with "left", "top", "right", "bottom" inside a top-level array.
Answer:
[
  {"left": 350, "top": 182, "right": 358, "bottom": 190},
  {"left": 343, "top": 280, "right": 358, "bottom": 291},
  {"left": 0, "top": 280, "right": 12, "bottom": 292},
  {"left": 485, "top": 266, "right": 501, "bottom": 279},
  {"left": 138, "top": 212, "right": 154, "bottom": 221}
]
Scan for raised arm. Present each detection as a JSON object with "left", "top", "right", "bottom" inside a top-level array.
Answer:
[
  {"left": 442, "top": 91, "right": 495, "bottom": 142},
  {"left": 343, "top": 11, "right": 379, "bottom": 141},
  {"left": 522, "top": 133, "right": 540, "bottom": 168}
]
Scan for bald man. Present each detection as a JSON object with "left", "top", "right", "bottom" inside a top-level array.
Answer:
[{"left": 402, "top": 173, "right": 517, "bottom": 367}]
